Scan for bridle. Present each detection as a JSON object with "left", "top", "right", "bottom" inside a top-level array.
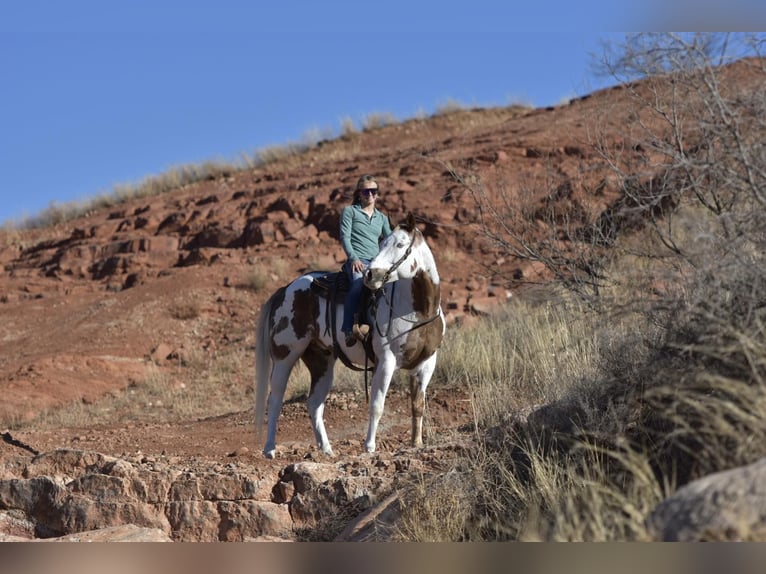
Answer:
[
  {"left": 369, "top": 229, "right": 442, "bottom": 338},
  {"left": 374, "top": 231, "right": 414, "bottom": 287}
]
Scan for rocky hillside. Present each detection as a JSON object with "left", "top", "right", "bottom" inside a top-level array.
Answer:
[{"left": 0, "top": 88, "right": 639, "bottom": 422}]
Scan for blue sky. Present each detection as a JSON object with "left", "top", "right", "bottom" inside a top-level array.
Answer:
[{"left": 1, "top": 1, "right": 762, "bottom": 225}]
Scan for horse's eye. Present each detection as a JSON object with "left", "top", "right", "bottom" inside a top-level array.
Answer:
[{"left": 396, "top": 242, "right": 406, "bottom": 249}]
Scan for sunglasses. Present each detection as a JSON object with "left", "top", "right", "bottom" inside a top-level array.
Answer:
[{"left": 360, "top": 188, "right": 379, "bottom": 196}]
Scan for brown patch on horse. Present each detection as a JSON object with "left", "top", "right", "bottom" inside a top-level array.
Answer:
[
  {"left": 301, "top": 343, "right": 333, "bottom": 394},
  {"left": 400, "top": 317, "right": 443, "bottom": 369},
  {"left": 410, "top": 230, "right": 423, "bottom": 266},
  {"left": 400, "top": 269, "right": 443, "bottom": 369},
  {"left": 291, "top": 288, "right": 320, "bottom": 339},
  {"left": 271, "top": 318, "right": 291, "bottom": 359},
  {"left": 272, "top": 341, "right": 290, "bottom": 360},
  {"left": 273, "top": 316, "right": 289, "bottom": 334},
  {"left": 268, "top": 286, "right": 287, "bottom": 321},
  {"left": 267, "top": 287, "right": 291, "bottom": 360},
  {"left": 411, "top": 269, "right": 440, "bottom": 315}
]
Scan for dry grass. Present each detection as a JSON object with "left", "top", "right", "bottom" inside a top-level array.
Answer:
[
  {"left": 395, "top": 292, "right": 666, "bottom": 541},
  {"left": 398, "top": 227, "right": 766, "bottom": 540},
  {"left": 339, "top": 116, "right": 358, "bottom": 139},
  {"left": 471, "top": 436, "right": 665, "bottom": 541},
  {"left": 434, "top": 98, "right": 467, "bottom": 115},
  {"left": 395, "top": 434, "right": 666, "bottom": 541},
  {"left": 13, "top": 161, "right": 242, "bottom": 229},
  {"left": 393, "top": 469, "right": 477, "bottom": 541},
  {"left": 0, "top": 226, "right": 35, "bottom": 250},
  {"left": 361, "top": 112, "right": 398, "bottom": 131},
  {"left": 240, "top": 267, "right": 270, "bottom": 292},
  {"left": 251, "top": 142, "right": 309, "bottom": 167},
  {"left": 433, "top": 295, "right": 605, "bottom": 426},
  {"left": 270, "top": 257, "right": 289, "bottom": 281}
]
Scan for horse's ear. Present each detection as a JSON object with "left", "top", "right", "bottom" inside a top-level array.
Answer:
[{"left": 407, "top": 212, "right": 416, "bottom": 231}]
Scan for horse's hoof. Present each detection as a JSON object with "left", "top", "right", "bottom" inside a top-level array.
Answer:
[{"left": 263, "top": 449, "right": 276, "bottom": 459}]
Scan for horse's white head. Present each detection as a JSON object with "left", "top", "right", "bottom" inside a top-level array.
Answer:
[{"left": 364, "top": 213, "right": 438, "bottom": 291}]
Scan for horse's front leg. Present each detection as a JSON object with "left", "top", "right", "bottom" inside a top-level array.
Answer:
[
  {"left": 365, "top": 356, "right": 397, "bottom": 453},
  {"left": 409, "top": 353, "right": 438, "bottom": 447}
]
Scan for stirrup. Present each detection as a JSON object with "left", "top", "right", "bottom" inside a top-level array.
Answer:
[{"left": 352, "top": 323, "right": 370, "bottom": 341}]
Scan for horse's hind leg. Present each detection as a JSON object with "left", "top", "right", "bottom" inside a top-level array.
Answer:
[
  {"left": 302, "top": 344, "right": 336, "bottom": 456},
  {"left": 409, "top": 352, "right": 438, "bottom": 447},
  {"left": 264, "top": 357, "right": 298, "bottom": 458}
]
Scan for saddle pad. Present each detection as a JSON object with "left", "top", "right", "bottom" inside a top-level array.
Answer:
[{"left": 310, "top": 271, "right": 349, "bottom": 303}]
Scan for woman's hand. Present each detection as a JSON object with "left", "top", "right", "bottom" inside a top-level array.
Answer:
[{"left": 351, "top": 259, "right": 366, "bottom": 273}]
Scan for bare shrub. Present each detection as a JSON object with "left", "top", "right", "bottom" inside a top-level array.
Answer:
[
  {"left": 400, "top": 33, "right": 766, "bottom": 541},
  {"left": 458, "top": 34, "right": 766, "bottom": 310},
  {"left": 168, "top": 299, "right": 201, "bottom": 320}
]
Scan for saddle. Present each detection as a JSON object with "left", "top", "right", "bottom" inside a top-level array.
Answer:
[
  {"left": 310, "top": 271, "right": 373, "bottom": 320},
  {"left": 310, "top": 270, "right": 375, "bottom": 367}
]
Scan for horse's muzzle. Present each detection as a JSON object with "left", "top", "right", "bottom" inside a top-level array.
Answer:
[{"left": 364, "top": 268, "right": 387, "bottom": 291}]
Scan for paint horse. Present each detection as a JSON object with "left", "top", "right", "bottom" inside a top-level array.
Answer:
[{"left": 254, "top": 213, "right": 445, "bottom": 458}]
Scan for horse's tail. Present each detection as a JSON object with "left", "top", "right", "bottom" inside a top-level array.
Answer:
[{"left": 254, "top": 288, "right": 281, "bottom": 445}]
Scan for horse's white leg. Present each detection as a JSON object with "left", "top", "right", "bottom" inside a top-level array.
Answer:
[
  {"left": 302, "top": 344, "right": 336, "bottom": 456},
  {"left": 409, "top": 352, "right": 438, "bottom": 447},
  {"left": 264, "top": 358, "right": 297, "bottom": 458},
  {"left": 365, "top": 355, "right": 397, "bottom": 453}
]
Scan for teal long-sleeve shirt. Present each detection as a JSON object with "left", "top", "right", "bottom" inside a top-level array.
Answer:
[{"left": 340, "top": 204, "right": 392, "bottom": 262}]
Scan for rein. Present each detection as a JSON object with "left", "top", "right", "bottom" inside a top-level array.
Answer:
[{"left": 372, "top": 285, "right": 442, "bottom": 338}]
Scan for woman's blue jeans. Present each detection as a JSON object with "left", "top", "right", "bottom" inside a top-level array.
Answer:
[{"left": 342, "top": 258, "right": 370, "bottom": 333}]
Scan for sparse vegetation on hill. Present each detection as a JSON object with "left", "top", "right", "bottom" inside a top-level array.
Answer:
[{"left": 2, "top": 100, "right": 532, "bottom": 231}]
